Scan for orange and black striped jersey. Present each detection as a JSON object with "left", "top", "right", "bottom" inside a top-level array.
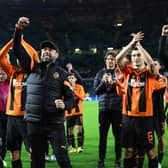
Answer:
[
  {"left": 6, "top": 71, "right": 28, "bottom": 116},
  {"left": 120, "top": 63, "right": 164, "bottom": 117},
  {"left": 65, "top": 84, "right": 85, "bottom": 117},
  {"left": 0, "top": 39, "right": 39, "bottom": 116}
]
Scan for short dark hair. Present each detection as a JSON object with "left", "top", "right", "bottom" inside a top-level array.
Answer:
[{"left": 67, "top": 72, "right": 76, "bottom": 77}]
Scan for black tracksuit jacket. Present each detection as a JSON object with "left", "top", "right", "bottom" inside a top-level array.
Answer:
[{"left": 13, "top": 28, "right": 74, "bottom": 124}]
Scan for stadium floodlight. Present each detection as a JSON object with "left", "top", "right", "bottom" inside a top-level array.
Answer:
[
  {"left": 74, "top": 48, "right": 82, "bottom": 55},
  {"left": 116, "top": 23, "right": 123, "bottom": 27},
  {"left": 90, "top": 47, "right": 97, "bottom": 54},
  {"left": 75, "top": 48, "right": 80, "bottom": 52},
  {"left": 107, "top": 47, "right": 114, "bottom": 50},
  {"left": 114, "top": 17, "right": 125, "bottom": 27}
]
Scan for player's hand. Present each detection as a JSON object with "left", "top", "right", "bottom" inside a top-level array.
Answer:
[
  {"left": 102, "top": 73, "right": 109, "bottom": 83},
  {"left": 162, "top": 25, "right": 168, "bottom": 36},
  {"left": 159, "top": 74, "right": 167, "bottom": 87},
  {"left": 55, "top": 99, "right": 65, "bottom": 110},
  {"left": 66, "top": 63, "right": 73, "bottom": 72},
  {"left": 18, "top": 17, "right": 30, "bottom": 28},
  {"left": 106, "top": 73, "right": 113, "bottom": 83},
  {"left": 115, "top": 68, "right": 123, "bottom": 81},
  {"left": 130, "top": 32, "right": 144, "bottom": 46}
]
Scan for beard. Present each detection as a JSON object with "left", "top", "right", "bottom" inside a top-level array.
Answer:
[{"left": 41, "top": 54, "right": 53, "bottom": 63}]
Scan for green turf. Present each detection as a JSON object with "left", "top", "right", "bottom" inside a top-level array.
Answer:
[{"left": 4, "top": 101, "right": 168, "bottom": 167}]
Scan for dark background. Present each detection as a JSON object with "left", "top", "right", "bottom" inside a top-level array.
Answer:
[{"left": 0, "top": 0, "right": 168, "bottom": 94}]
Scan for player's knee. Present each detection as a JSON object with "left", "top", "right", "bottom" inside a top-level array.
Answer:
[
  {"left": 147, "top": 147, "right": 156, "bottom": 159},
  {"left": 10, "top": 150, "right": 21, "bottom": 161},
  {"left": 68, "top": 127, "right": 74, "bottom": 135},
  {"left": 124, "top": 148, "right": 134, "bottom": 158},
  {"left": 77, "top": 125, "right": 83, "bottom": 133},
  {"left": 158, "top": 135, "right": 165, "bottom": 152}
]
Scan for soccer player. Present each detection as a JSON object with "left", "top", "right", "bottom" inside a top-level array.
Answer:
[
  {"left": 94, "top": 50, "right": 122, "bottom": 168},
  {"left": 137, "top": 59, "right": 167, "bottom": 168},
  {"left": 116, "top": 32, "right": 166, "bottom": 168},
  {"left": 65, "top": 63, "right": 84, "bottom": 146},
  {"left": 65, "top": 72, "right": 85, "bottom": 153},
  {"left": 0, "top": 38, "right": 39, "bottom": 168},
  {"left": 13, "top": 16, "right": 74, "bottom": 168}
]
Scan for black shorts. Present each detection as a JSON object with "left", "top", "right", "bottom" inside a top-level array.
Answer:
[
  {"left": 7, "top": 116, "right": 30, "bottom": 152},
  {"left": 122, "top": 115, "right": 155, "bottom": 151},
  {"left": 66, "top": 115, "right": 83, "bottom": 128},
  {"left": 153, "top": 111, "right": 165, "bottom": 137}
]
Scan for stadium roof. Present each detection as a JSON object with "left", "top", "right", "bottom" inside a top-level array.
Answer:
[{"left": 0, "top": 0, "right": 167, "bottom": 25}]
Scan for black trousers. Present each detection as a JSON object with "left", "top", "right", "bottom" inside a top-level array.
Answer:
[
  {"left": 98, "top": 110, "right": 122, "bottom": 162},
  {"left": 27, "top": 122, "right": 72, "bottom": 168},
  {"left": 0, "top": 112, "right": 7, "bottom": 160}
]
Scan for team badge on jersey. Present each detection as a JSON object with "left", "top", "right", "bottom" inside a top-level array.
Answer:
[{"left": 53, "top": 72, "right": 59, "bottom": 79}]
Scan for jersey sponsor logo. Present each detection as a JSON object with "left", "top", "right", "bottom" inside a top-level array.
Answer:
[
  {"left": 128, "top": 79, "right": 145, "bottom": 87},
  {"left": 128, "top": 73, "right": 146, "bottom": 87},
  {"left": 13, "top": 79, "right": 27, "bottom": 87}
]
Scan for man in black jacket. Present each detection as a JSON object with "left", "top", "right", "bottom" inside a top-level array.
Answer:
[
  {"left": 94, "top": 50, "right": 122, "bottom": 168},
  {"left": 13, "top": 17, "right": 74, "bottom": 168}
]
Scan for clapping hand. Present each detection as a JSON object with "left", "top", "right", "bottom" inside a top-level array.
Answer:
[
  {"left": 162, "top": 25, "right": 168, "bottom": 36},
  {"left": 130, "top": 31, "right": 144, "bottom": 46},
  {"left": 18, "top": 16, "right": 30, "bottom": 28}
]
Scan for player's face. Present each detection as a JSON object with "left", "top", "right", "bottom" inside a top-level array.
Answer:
[
  {"left": 41, "top": 47, "right": 58, "bottom": 63},
  {"left": 68, "top": 75, "right": 77, "bottom": 85},
  {"left": 105, "top": 55, "right": 116, "bottom": 70},
  {"left": 131, "top": 50, "right": 144, "bottom": 68},
  {"left": 0, "top": 69, "right": 7, "bottom": 82}
]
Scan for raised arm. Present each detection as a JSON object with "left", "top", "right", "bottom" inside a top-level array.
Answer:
[
  {"left": 158, "top": 25, "right": 168, "bottom": 69},
  {"left": 116, "top": 32, "right": 144, "bottom": 70},
  {"left": 66, "top": 63, "right": 84, "bottom": 85},
  {"left": 13, "top": 17, "right": 32, "bottom": 73},
  {"left": 0, "top": 39, "right": 14, "bottom": 77}
]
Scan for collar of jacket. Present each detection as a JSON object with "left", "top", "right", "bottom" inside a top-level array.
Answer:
[{"left": 40, "top": 60, "right": 58, "bottom": 67}]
